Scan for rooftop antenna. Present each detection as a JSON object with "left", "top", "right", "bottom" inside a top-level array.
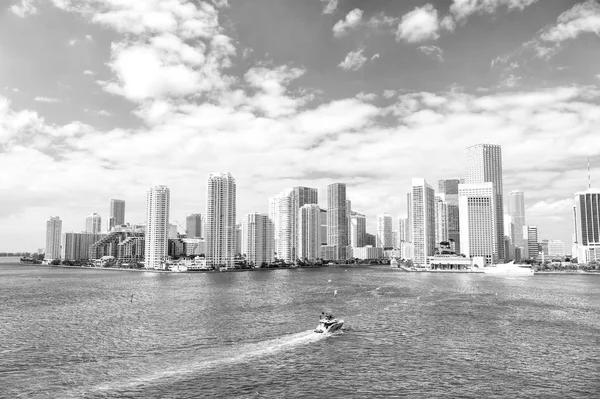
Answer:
[{"left": 588, "top": 157, "right": 592, "bottom": 189}]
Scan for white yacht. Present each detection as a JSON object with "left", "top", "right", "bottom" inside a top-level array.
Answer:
[
  {"left": 314, "top": 316, "right": 344, "bottom": 334},
  {"left": 483, "top": 261, "right": 535, "bottom": 276}
]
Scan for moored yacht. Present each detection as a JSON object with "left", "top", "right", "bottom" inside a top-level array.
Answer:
[{"left": 483, "top": 261, "right": 535, "bottom": 276}]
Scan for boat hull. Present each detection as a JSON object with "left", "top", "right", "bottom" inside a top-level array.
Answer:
[{"left": 314, "top": 320, "right": 344, "bottom": 334}]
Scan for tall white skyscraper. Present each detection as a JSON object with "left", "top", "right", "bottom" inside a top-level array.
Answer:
[
  {"left": 268, "top": 186, "right": 318, "bottom": 263},
  {"left": 298, "top": 204, "right": 321, "bottom": 261},
  {"left": 411, "top": 178, "right": 435, "bottom": 265},
  {"left": 85, "top": 213, "right": 102, "bottom": 233},
  {"left": 438, "top": 179, "right": 461, "bottom": 252},
  {"left": 144, "top": 185, "right": 170, "bottom": 269},
  {"left": 206, "top": 173, "right": 236, "bottom": 268},
  {"left": 350, "top": 212, "right": 366, "bottom": 248},
  {"left": 45, "top": 216, "right": 62, "bottom": 260},
  {"left": 327, "top": 183, "right": 348, "bottom": 260},
  {"left": 434, "top": 195, "right": 448, "bottom": 245},
  {"left": 376, "top": 213, "right": 393, "bottom": 248},
  {"left": 242, "top": 213, "right": 274, "bottom": 267},
  {"left": 508, "top": 190, "right": 526, "bottom": 248},
  {"left": 459, "top": 183, "right": 496, "bottom": 264},
  {"left": 109, "top": 199, "right": 125, "bottom": 231},
  {"left": 465, "top": 144, "right": 505, "bottom": 260}
]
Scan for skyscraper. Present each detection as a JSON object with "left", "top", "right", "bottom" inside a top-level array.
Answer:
[
  {"left": 206, "top": 173, "right": 236, "bottom": 268},
  {"left": 459, "top": 183, "right": 496, "bottom": 264},
  {"left": 298, "top": 204, "right": 321, "bottom": 261},
  {"left": 62, "top": 232, "right": 106, "bottom": 261},
  {"left": 376, "top": 213, "right": 393, "bottom": 248},
  {"left": 438, "top": 179, "right": 461, "bottom": 252},
  {"left": 186, "top": 214, "right": 203, "bottom": 238},
  {"left": 45, "top": 216, "right": 62, "bottom": 260},
  {"left": 327, "top": 183, "right": 348, "bottom": 260},
  {"left": 434, "top": 195, "right": 448, "bottom": 246},
  {"left": 350, "top": 212, "right": 366, "bottom": 248},
  {"left": 411, "top": 178, "right": 435, "bottom": 265},
  {"left": 320, "top": 209, "right": 328, "bottom": 245},
  {"left": 524, "top": 225, "right": 539, "bottom": 260},
  {"left": 109, "top": 199, "right": 125, "bottom": 231},
  {"left": 242, "top": 213, "right": 274, "bottom": 267},
  {"left": 269, "top": 186, "right": 318, "bottom": 263},
  {"left": 465, "top": 144, "right": 505, "bottom": 261},
  {"left": 145, "top": 186, "right": 170, "bottom": 269},
  {"left": 508, "top": 190, "right": 526, "bottom": 248},
  {"left": 85, "top": 213, "right": 102, "bottom": 233},
  {"left": 573, "top": 188, "right": 600, "bottom": 262}
]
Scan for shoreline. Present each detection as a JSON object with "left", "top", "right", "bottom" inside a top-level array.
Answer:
[{"left": 39, "top": 263, "right": 330, "bottom": 273}]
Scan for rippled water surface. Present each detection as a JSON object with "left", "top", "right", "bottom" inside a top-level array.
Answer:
[{"left": 1, "top": 258, "right": 599, "bottom": 398}]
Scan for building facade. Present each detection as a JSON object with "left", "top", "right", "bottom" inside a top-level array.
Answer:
[
  {"left": 242, "top": 213, "right": 274, "bottom": 267},
  {"left": 459, "top": 182, "right": 496, "bottom": 264},
  {"left": 524, "top": 225, "right": 539, "bottom": 260},
  {"left": 352, "top": 245, "right": 384, "bottom": 260},
  {"left": 465, "top": 144, "right": 505, "bottom": 261},
  {"left": 85, "top": 213, "right": 102, "bottom": 234},
  {"left": 298, "top": 204, "right": 322, "bottom": 261},
  {"left": 145, "top": 185, "right": 170, "bottom": 269},
  {"left": 350, "top": 212, "right": 366, "bottom": 248},
  {"left": 508, "top": 190, "right": 526, "bottom": 249},
  {"left": 206, "top": 173, "right": 236, "bottom": 268},
  {"left": 376, "top": 213, "right": 393, "bottom": 249},
  {"left": 434, "top": 195, "right": 449, "bottom": 247},
  {"left": 547, "top": 240, "right": 565, "bottom": 257},
  {"left": 327, "top": 183, "right": 348, "bottom": 260},
  {"left": 574, "top": 188, "right": 600, "bottom": 263},
  {"left": 62, "top": 232, "right": 106, "bottom": 261},
  {"left": 411, "top": 178, "right": 436, "bottom": 266},
  {"left": 186, "top": 213, "right": 203, "bottom": 238},
  {"left": 109, "top": 199, "right": 125, "bottom": 231},
  {"left": 45, "top": 216, "right": 62, "bottom": 260}
]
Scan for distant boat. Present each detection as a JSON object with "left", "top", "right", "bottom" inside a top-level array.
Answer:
[{"left": 483, "top": 261, "right": 534, "bottom": 276}]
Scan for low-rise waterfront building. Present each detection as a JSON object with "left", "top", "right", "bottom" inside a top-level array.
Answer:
[{"left": 352, "top": 245, "right": 383, "bottom": 260}]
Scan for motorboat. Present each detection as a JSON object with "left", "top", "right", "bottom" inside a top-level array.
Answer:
[
  {"left": 314, "top": 316, "right": 344, "bottom": 334},
  {"left": 483, "top": 261, "right": 535, "bottom": 276}
]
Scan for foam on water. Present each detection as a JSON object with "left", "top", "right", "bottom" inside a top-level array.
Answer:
[{"left": 83, "top": 330, "right": 327, "bottom": 396}]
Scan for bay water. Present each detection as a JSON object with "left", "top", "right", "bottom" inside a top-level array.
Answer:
[{"left": 1, "top": 257, "right": 599, "bottom": 398}]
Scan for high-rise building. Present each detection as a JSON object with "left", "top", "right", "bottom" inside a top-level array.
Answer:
[
  {"left": 206, "top": 173, "right": 236, "bottom": 268},
  {"left": 269, "top": 186, "right": 318, "bottom": 263},
  {"left": 465, "top": 144, "right": 505, "bottom": 261},
  {"left": 45, "top": 216, "right": 62, "bottom": 260},
  {"left": 438, "top": 179, "right": 461, "bottom": 252},
  {"left": 85, "top": 213, "right": 102, "bottom": 234},
  {"left": 346, "top": 200, "right": 352, "bottom": 245},
  {"left": 186, "top": 214, "right": 203, "bottom": 238},
  {"left": 298, "top": 204, "right": 321, "bottom": 261},
  {"left": 376, "top": 213, "right": 393, "bottom": 248},
  {"left": 364, "top": 233, "right": 376, "bottom": 247},
  {"left": 235, "top": 223, "right": 242, "bottom": 255},
  {"left": 327, "top": 183, "right": 348, "bottom": 260},
  {"left": 548, "top": 240, "right": 565, "bottom": 257},
  {"left": 320, "top": 209, "right": 328, "bottom": 245},
  {"left": 508, "top": 190, "right": 526, "bottom": 248},
  {"left": 242, "top": 213, "right": 274, "bottom": 267},
  {"left": 350, "top": 212, "right": 366, "bottom": 248},
  {"left": 434, "top": 195, "right": 448, "bottom": 246},
  {"left": 109, "top": 199, "right": 125, "bottom": 231},
  {"left": 145, "top": 185, "right": 170, "bottom": 269},
  {"left": 411, "top": 178, "right": 435, "bottom": 266},
  {"left": 398, "top": 217, "right": 409, "bottom": 242},
  {"left": 524, "top": 225, "right": 538, "bottom": 260},
  {"left": 504, "top": 214, "right": 515, "bottom": 261},
  {"left": 573, "top": 188, "right": 600, "bottom": 263},
  {"left": 63, "top": 232, "right": 106, "bottom": 261},
  {"left": 459, "top": 183, "right": 496, "bottom": 264}
]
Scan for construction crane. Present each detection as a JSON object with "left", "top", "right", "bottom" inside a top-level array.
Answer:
[{"left": 175, "top": 220, "right": 188, "bottom": 237}]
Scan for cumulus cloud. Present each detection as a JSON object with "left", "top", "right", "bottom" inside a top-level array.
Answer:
[
  {"left": 540, "top": 0, "right": 600, "bottom": 43},
  {"left": 356, "top": 92, "right": 377, "bottom": 102},
  {"left": 450, "top": 0, "right": 539, "bottom": 21},
  {"left": 338, "top": 47, "right": 368, "bottom": 71},
  {"left": 10, "top": 0, "right": 37, "bottom": 17},
  {"left": 83, "top": 70, "right": 95, "bottom": 76},
  {"left": 333, "top": 8, "right": 363, "bottom": 37},
  {"left": 397, "top": 4, "right": 440, "bottom": 43},
  {"left": 418, "top": 45, "right": 444, "bottom": 62},
  {"left": 321, "top": 0, "right": 338, "bottom": 15}
]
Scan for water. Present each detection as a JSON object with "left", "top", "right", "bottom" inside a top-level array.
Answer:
[{"left": 1, "top": 259, "right": 599, "bottom": 398}]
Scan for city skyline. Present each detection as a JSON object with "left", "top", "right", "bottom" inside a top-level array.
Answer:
[{"left": 2, "top": 1, "right": 600, "bottom": 251}]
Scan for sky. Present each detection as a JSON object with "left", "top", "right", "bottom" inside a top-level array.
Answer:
[{"left": 1, "top": 0, "right": 600, "bottom": 252}]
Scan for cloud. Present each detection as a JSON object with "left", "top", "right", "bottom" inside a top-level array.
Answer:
[
  {"left": 383, "top": 90, "right": 397, "bottom": 99},
  {"left": 450, "top": 0, "right": 539, "bottom": 21},
  {"left": 333, "top": 8, "right": 363, "bottom": 37},
  {"left": 371, "top": 53, "right": 380, "bottom": 60},
  {"left": 83, "top": 70, "right": 95, "bottom": 76},
  {"left": 338, "top": 47, "right": 367, "bottom": 71},
  {"left": 34, "top": 96, "right": 61, "bottom": 103},
  {"left": 497, "top": 74, "right": 521, "bottom": 88},
  {"left": 540, "top": 0, "right": 600, "bottom": 43},
  {"left": 356, "top": 92, "right": 377, "bottom": 102},
  {"left": 10, "top": 0, "right": 37, "bottom": 17},
  {"left": 97, "top": 110, "right": 112, "bottom": 117},
  {"left": 321, "top": 0, "right": 338, "bottom": 15},
  {"left": 367, "top": 13, "right": 398, "bottom": 29},
  {"left": 396, "top": 4, "right": 440, "bottom": 43},
  {"left": 418, "top": 45, "right": 444, "bottom": 62}
]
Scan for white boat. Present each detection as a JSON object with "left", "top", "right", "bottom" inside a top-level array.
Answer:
[
  {"left": 314, "top": 316, "right": 344, "bottom": 334},
  {"left": 483, "top": 261, "right": 535, "bottom": 276}
]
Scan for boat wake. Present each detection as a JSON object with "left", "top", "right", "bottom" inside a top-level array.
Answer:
[{"left": 80, "top": 330, "right": 326, "bottom": 396}]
